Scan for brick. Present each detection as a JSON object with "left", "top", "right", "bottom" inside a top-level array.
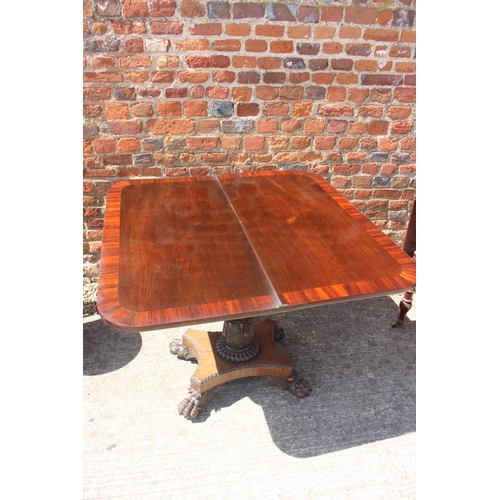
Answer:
[
  {"left": 151, "top": 21, "right": 184, "bottom": 34},
  {"left": 395, "top": 88, "right": 416, "bottom": 103},
  {"left": 151, "top": 71, "right": 176, "bottom": 83},
  {"left": 293, "top": 102, "right": 313, "bottom": 117},
  {"left": 101, "top": 121, "right": 142, "bottom": 135},
  {"left": 391, "top": 122, "right": 413, "bottom": 134},
  {"left": 304, "top": 119, "right": 325, "bottom": 133},
  {"left": 401, "top": 31, "right": 416, "bottom": 43},
  {"left": 151, "top": 0, "right": 176, "bottom": 17},
  {"left": 230, "top": 154, "right": 249, "bottom": 164},
  {"left": 111, "top": 22, "right": 147, "bottom": 34},
  {"left": 314, "top": 136, "right": 336, "bottom": 150},
  {"left": 153, "top": 153, "right": 176, "bottom": 164},
  {"left": 333, "top": 163, "right": 359, "bottom": 175},
  {"left": 400, "top": 137, "right": 416, "bottom": 150},
  {"left": 179, "top": 0, "right": 203, "bottom": 16},
  {"left": 321, "top": 6, "right": 342, "bottom": 22},
  {"left": 238, "top": 71, "right": 260, "bottom": 84},
  {"left": 270, "top": 40, "right": 294, "bottom": 53},
  {"left": 246, "top": 40, "right": 267, "bottom": 52},
  {"left": 268, "top": 4, "right": 297, "bottom": 21},
  {"left": 157, "top": 55, "right": 180, "bottom": 67},
  {"left": 123, "top": 71, "right": 148, "bottom": 83},
  {"left": 83, "top": 71, "right": 122, "bottom": 82},
  {"left": 220, "top": 136, "right": 241, "bottom": 149},
  {"left": 157, "top": 101, "right": 182, "bottom": 116},
  {"left": 143, "top": 138, "right": 163, "bottom": 151},
  {"left": 345, "top": 7, "right": 377, "bottom": 24},
  {"left": 188, "top": 137, "right": 218, "bottom": 150},
  {"left": 89, "top": 56, "right": 116, "bottom": 68},
  {"left": 309, "top": 59, "right": 329, "bottom": 71},
  {"left": 290, "top": 72, "right": 311, "bottom": 83},
  {"left": 267, "top": 135, "right": 288, "bottom": 151},
  {"left": 318, "top": 104, "right": 354, "bottom": 117},
  {"left": 263, "top": 72, "right": 286, "bottom": 84},
  {"left": 256, "top": 119, "right": 278, "bottom": 133},
  {"left": 134, "top": 153, "right": 154, "bottom": 165},
  {"left": 212, "top": 101, "right": 234, "bottom": 117},
  {"left": 243, "top": 136, "right": 265, "bottom": 150},
  {"left": 214, "top": 39, "right": 241, "bottom": 51},
  {"left": 387, "top": 106, "right": 412, "bottom": 119},
  {"left": 95, "top": 0, "right": 121, "bottom": 16},
  {"left": 347, "top": 88, "right": 369, "bottom": 103},
  {"left": 314, "top": 27, "right": 336, "bottom": 40},
  {"left": 321, "top": 86, "right": 343, "bottom": 102},
  {"left": 396, "top": 62, "right": 416, "bottom": 73},
  {"left": 232, "top": 87, "right": 252, "bottom": 101},
  {"left": 346, "top": 44, "right": 372, "bottom": 56},
  {"left": 184, "top": 101, "right": 207, "bottom": 116},
  {"left": 281, "top": 119, "right": 302, "bottom": 133},
  {"left": 390, "top": 45, "right": 412, "bottom": 58},
  {"left": 122, "top": 0, "right": 149, "bottom": 17},
  {"left": 130, "top": 102, "right": 153, "bottom": 117},
  {"left": 298, "top": 6, "right": 319, "bottom": 23},
  {"left": 234, "top": 3, "right": 265, "bottom": 19},
  {"left": 304, "top": 86, "right": 326, "bottom": 100},
  {"left": 84, "top": 87, "right": 112, "bottom": 101},
  {"left": 312, "top": 73, "right": 335, "bottom": 85},
  {"left": 354, "top": 60, "right": 378, "bottom": 72},
  {"left": 280, "top": 87, "right": 304, "bottom": 100},
  {"left": 393, "top": 9, "right": 416, "bottom": 28},
  {"left": 263, "top": 102, "right": 289, "bottom": 116},
  {"left": 237, "top": 103, "right": 259, "bottom": 116},
  {"left": 212, "top": 70, "right": 235, "bottom": 83},
  {"left": 208, "top": 2, "right": 230, "bottom": 19},
  {"left": 222, "top": 120, "right": 254, "bottom": 133},
  {"left": 339, "top": 27, "right": 362, "bottom": 39},
  {"left": 84, "top": 105, "right": 103, "bottom": 117},
  {"left": 323, "top": 42, "right": 343, "bottom": 55},
  {"left": 84, "top": 36, "right": 121, "bottom": 52},
  {"left": 176, "top": 39, "right": 210, "bottom": 51},
  {"left": 206, "top": 86, "right": 229, "bottom": 98},
  {"left": 124, "top": 37, "right": 143, "bottom": 53},
  {"left": 119, "top": 56, "right": 151, "bottom": 68},
  {"left": 117, "top": 138, "right": 141, "bottom": 152},
  {"left": 379, "top": 138, "right": 399, "bottom": 151},
  {"left": 337, "top": 73, "right": 358, "bottom": 85},
  {"left": 226, "top": 23, "right": 251, "bottom": 36},
  {"left": 297, "top": 43, "right": 320, "bottom": 55},
  {"left": 358, "top": 105, "right": 383, "bottom": 118},
  {"left": 105, "top": 103, "right": 129, "bottom": 120},
  {"left": 164, "top": 88, "right": 188, "bottom": 98},
  {"left": 93, "top": 139, "right": 116, "bottom": 154},
  {"left": 331, "top": 59, "right": 353, "bottom": 71},
  {"left": 287, "top": 26, "right": 311, "bottom": 39},
  {"left": 283, "top": 58, "right": 305, "bottom": 69},
  {"left": 147, "top": 119, "right": 195, "bottom": 134},
  {"left": 368, "top": 120, "right": 389, "bottom": 135},
  {"left": 178, "top": 70, "right": 209, "bottom": 83},
  {"left": 361, "top": 74, "right": 403, "bottom": 86},
  {"left": 186, "top": 55, "right": 230, "bottom": 68},
  {"left": 83, "top": 124, "right": 99, "bottom": 138},
  {"left": 369, "top": 88, "right": 392, "bottom": 104},
  {"left": 273, "top": 152, "right": 299, "bottom": 163},
  {"left": 233, "top": 56, "right": 257, "bottom": 68},
  {"left": 363, "top": 29, "right": 399, "bottom": 42},
  {"left": 349, "top": 122, "right": 369, "bottom": 134},
  {"left": 327, "top": 120, "right": 348, "bottom": 133},
  {"left": 256, "top": 86, "right": 279, "bottom": 100}
]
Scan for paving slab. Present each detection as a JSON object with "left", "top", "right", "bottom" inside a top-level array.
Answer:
[{"left": 84, "top": 295, "right": 416, "bottom": 499}]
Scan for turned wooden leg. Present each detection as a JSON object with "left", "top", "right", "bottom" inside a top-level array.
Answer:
[{"left": 392, "top": 285, "right": 416, "bottom": 327}]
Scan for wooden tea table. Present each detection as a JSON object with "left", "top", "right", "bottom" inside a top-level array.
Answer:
[{"left": 97, "top": 171, "right": 416, "bottom": 419}]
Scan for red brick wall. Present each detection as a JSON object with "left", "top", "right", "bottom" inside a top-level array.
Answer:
[{"left": 83, "top": 0, "right": 416, "bottom": 278}]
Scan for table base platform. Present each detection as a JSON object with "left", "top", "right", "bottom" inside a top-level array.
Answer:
[{"left": 169, "top": 319, "right": 312, "bottom": 419}]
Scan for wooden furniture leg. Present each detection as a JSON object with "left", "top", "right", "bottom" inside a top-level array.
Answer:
[
  {"left": 392, "top": 284, "right": 416, "bottom": 328},
  {"left": 169, "top": 318, "right": 311, "bottom": 419}
]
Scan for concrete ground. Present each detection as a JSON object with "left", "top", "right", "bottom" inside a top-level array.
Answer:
[{"left": 83, "top": 293, "right": 416, "bottom": 499}]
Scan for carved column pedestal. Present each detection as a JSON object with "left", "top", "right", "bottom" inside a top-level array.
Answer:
[{"left": 169, "top": 318, "right": 311, "bottom": 419}]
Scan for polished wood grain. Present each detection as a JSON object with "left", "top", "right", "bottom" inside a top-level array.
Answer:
[{"left": 97, "top": 171, "right": 416, "bottom": 331}]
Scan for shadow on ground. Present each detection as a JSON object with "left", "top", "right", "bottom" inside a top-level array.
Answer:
[
  {"left": 83, "top": 319, "right": 142, "bottom": 376},
  {"left": 83, "top": 296, "right": 415, "bottom": 458}
]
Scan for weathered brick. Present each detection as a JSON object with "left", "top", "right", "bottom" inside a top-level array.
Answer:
[
  {"left": 93, "top": 139, "right": 116, "bottom": 154},
  {"left": 122, "top": 0, "right": 149, "bottom": 17},
  {"left": 256, "top": 86, "right": 279, "bottom": 100},
  {"left": 309, "top": 59, "right": 328, "bottom": 71},
  {"left": 291, "top": 136, "right": 309, "bottom": 149},
  {"left": 105, "top": 152, "right": 134, "bottom": 164},
  {"left": 293, "top": 102, "right": 313, "bottom": 117},
  {"left": 256, "top": 119, "right": 278, "bottom": 133},
  {"left": 345, "top": 7, "right": 377, "bottom": 24},
  {"left": 101, "top": 121, "right": 142, "bottom": 135},
  {"left": 281, "top": 119, "right": 302, "bottom": 133},
  {"left": 270, "top": 40, "right": 294, "bottom": 53},
  {"left": 185, "top": 55, "right": 230, "bottom": 68},
  {"left": 180, "top": 0, "right": 205, "bottom": 17},
  {"left": 206, "top": 86, "right": 229, "bottom": 98},
  {"left": 331, "top": 59, "right": 353, "bottom": 71},
  {"left": 119, "top": 56, "right": 151, "bottom": 68},
  {"left": 318, "top": 104, "right": 353, "bottom": 117},
  {"left": 234, "top": 3, "right": 265, "bottom": 19},
  {"left": 212, "top": 101, "right": 234, "bottom": 117},
  {"left": 361, "top": 74, "right": 403, "bottom": 86},
  {"left": 178, "top": 70, "right": 209, "bottom": 83},
  {"left": 321, "top": 6, "right": 342, "bottom": 22},
  {"left": 243, "top": 136, "right": 265, "bottom": 151},
  {"left": 84, "top": 37, "right": 121, "bottom": 52},
  {"left": 346, "top": 44, "right": 372, "bottom": 56},
  {"left": 226, "top": 23, "right": 251, "bottom": 36},
  {"left": 222, "top": 120, "right": 254, "bottom": 133},
  {"left": 298, "top": 6, "right": 319, "bottom": 23},
  {"left": 105, "top": 103, "right": 129, "bottom": 120},
  {"left": 212, "top": 71, "right": 235, "bottom": 83},
  {"left": 157, "top": 101, "right": 182, "bottom": 116},
  {"left": 83, "top": 71, "right": 122, "bottom": 82},
  {"left": 327, "top": 120, "right": 348, "bottom": 133},
  {"left": 188, "top": 137, "right": 219, "bottom": 150},
  {"left": 358, "top": 105, "right": 383, "bottom": 118},
  {"left": 151, "top": 21, "right": 184, "bottom": 34},
  {"left": 208, "top": 2, "right": 230, "bottom": 19},
  {"left": 395, "top": 88, "right": 416, "bottom": 103},
  {"left": 391, "top": 122, "right": 414, "bottom": 134},
  {"left": 283, "top": 58, "right": 305, "bottom": 69},
  {"left": 287, "top": 26, "right": 311, "bottom": 39},
  {"left": 143, "top": 138, "right": 163, "bottom": 151},
  {"left": 256, "top": 25, "right": 285, "bottom": 37},
  {"left": 314, "top": 27, "right": 336, "bottom": 39},
  {"left": 290, "top": 72, "right": 311, "bottom": 83},
  {"left": 304, "top": 86, "right": 326, "bottom": 100},
  {"left": 280, "top": 87, "right": 304, "bottom": 100},
  {"left": 147, "top": 119, "right": 195, "bottom": 134},
  {"left": 95, "top": 0, "right": 121, "bottom": 16},
  {"left": 297, "top": 43, "right": 320, "bottom": 55},
  {"left": 246, "top": 40, "right": 267, "bottom": 52},
  {"left": 214, "top": 39, "right": 241, "bottom": 51},
  {"left": 368, "top": 121, "right": 389, "bottom": 135},
  {"left": 363, "top": 29, "right": 399, "bottom": 42},
  {"left": 176, "top": 39, "right": 210, "bottom": 51},
  {"left": 268, "top": 4, "right": 297, "bottom": 21},
  {"left": 304, "top": 119, "right": 325, "bottom": 133},
  {"left": 232, "top": 87, "right": 252, "bottom": 101},
  {"left": 263, "top": 72, "right": 286, "bottom": 84},
  {"left": 238, "top": 71, "right": 260, "bottom": 84},
  {"left": 130, "top": 102, "right": 153, "bottom": 117},
  {"left": 114, "top": 87, "right": 137, "bottom": 101},
  {"left": 314, "top": 136, "right": 336, "bottom": 150},
  {"left": 124, "top": 37, "right": 144, "bottom": 52},
  {"left": 237, "top": 103, "right": 259, "bottom": 116},
  {"left": 151, "top": 0, "right": 176, "bottom": 17},
  {"left": 393, "top": 9, "right": 416, "bottom": 28},
  {"left": 234, "top": 56, "right": 257, "bottom": 68}
]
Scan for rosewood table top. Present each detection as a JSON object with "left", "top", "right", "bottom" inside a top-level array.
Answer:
[{"left": 97, "top": 171, "right": 416, "bottom": 332}]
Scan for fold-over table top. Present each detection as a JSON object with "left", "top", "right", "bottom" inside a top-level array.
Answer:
[{"left": 97, "top": 171, "right": 416, "bottom": 331}]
